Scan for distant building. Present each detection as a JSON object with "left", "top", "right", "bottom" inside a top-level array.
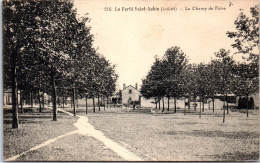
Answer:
[
  {"left": 3, "top": 89, "right": 12, "bottom": 105},
  {"left": 3, "top": 89, "right": 20, "bottom": 106},
  {"left": 121, "top": 83, "right": 141, "bottom": 105}
]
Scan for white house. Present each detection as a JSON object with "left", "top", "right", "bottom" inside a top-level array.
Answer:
[{"left": 121, "top": 84, "right": 141, "bottom": 105}]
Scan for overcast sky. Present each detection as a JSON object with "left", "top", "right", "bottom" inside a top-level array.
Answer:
[{"left": 73, "top": 0, "right": 258, "bottom": 90}]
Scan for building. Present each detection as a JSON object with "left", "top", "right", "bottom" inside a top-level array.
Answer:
[
  {"left": 3, "top": 89, "right": 20, "bottom": 106},
  {"left": 121, "top": 83, "right": 141, "bottom": 105}
]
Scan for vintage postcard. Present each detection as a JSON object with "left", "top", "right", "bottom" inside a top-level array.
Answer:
[{"left": 2, "top": 0, "right": 259, "bottom": 161}]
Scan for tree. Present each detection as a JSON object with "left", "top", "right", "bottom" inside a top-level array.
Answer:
[
  {"left": 227, "top": 6, "right": 259, "bottom": 117},
  {"left": 3, "top": 0, "right": 97, "bottom": 125},
  {"left": 65, "top": 17, "right": 94, "bottom": 116},
  {"left": 212, "top": 49, "right": 235, "bottom": 122},
  {"left": 141, "top": 57, "right": 166, "bottom": 111},
  {"left": 101, "top": 62, "right": 118, "bottom": 109},
  {"left": 34, "top": 1, "right": 85, "bottom": 120},
  {"left": 3, "top": 1, "right": 38, "bottom": 128},
  {"left": 196, "top": 63, "right": 209, "bottom": 118},
  {"left": 161, "top": 46, "right": 188, "bottom": 113},
  {"left": 205, "top": 62, "right": 219, "bottom": 112},
  {"left": 141, "top": 47, "right": 188, "bottom": 113},
  {"left": 182, "top": 64, "right": 199, "bottom": 111},
  {"left": 227, "top": 5, "right": 259, "bottom": 65}
]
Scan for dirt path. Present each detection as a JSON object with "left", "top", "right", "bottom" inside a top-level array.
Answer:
[
  {"left": 59, "top": 109, "right": 143, "bottom": 161},
  {"left": 74, "top": 115, "right": 143, "bottom": 161},
  {"left": 6, "top": 109, "right": 143, "bottom": 161}
]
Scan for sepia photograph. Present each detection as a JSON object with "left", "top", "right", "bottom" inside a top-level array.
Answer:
[{"left": 2, "top": 0, "right": 259, "bottom": 161}]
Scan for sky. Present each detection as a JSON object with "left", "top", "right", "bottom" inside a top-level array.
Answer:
[{"left": 73, "top": 0, "right": 258, "bottom": 90}]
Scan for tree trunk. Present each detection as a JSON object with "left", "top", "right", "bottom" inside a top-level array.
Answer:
[
  {"left": 11, "top": 64, "right": 18, "bottom": 128},
  {"left": 30, "top": 91, "right": 33, "bottom": 108},
  {"left": 246, "top": 96, "right": 249, "bottom": 117},
  {"left": 226, "top": 94, "right": 229, "bottom": 114},
  {"left": 42, "top": 91, "right": 45, "bottom": 108},
  {"left": 51, "top": 72, "right": 57, "bottom": 121},
  {"left": 223, "top": 101, "right": 225, "bottom": 123},
  {"left": 155, "top": 98, "right": 157, "bottom": 109},
  {"left": 227, "top": 100, "right": 229, "bottom": 114},
  {"left": 158, "top": 98, "right": 161, "bottom": 110},
  {"left": 93, "top": 97, "right": 95, "bottom": 113},
  {"left": 103, "top": 96, "right": 106, "bottom": 110},
  {"left": 162, "top": 97, "right": 165, "bottom": 112},
  {"left": 212, "top": 97, "right": 215, "bottom": 112},
  {"left": 38, "top": 90, "right": 42, "bottom": 113},
  {"left": 194, "top": 97, "right": 197, "bottom": 111},
  {"left": 86, "top": 95, "right": 88, "bottom": 114},
  {"left": 72, "top": 87, "right": 76, "bottom": 116},
  {"left": 98, "top": 95, "right": 100, "bottom": 111},
  {"left": 188, "top": 95, "right": 190, "bottom": 110},
  {"left": 167, "top": 96, "right": 170, "bottom": 111},
  {"left": 107, "top": 96, "right": 109, "bottom": 109},
  {"left": 199, "top": 101, "right": 201, "bottom": 118},
  {"left": 174, "top": 97, "right": 177, "bottom": 113},
  {"left": 20, "top": 89, "right": 23, "bottom": 114},
  {"left": 76, "top": 98, "right": 78, "bottom": 108},
  {"left": 16, "top": 86, "right": 19, "bottom": 113},
  {"left": 202, "top": 101, "right": 204, "bottom": 112},
  {"left": 34, "top": 90, "right": 37, "bottom": 105},
  {"left": 184, "top": 98, "right": 186, "bottom": 116},
  {"left": 202, "top": 97, "right": 204, "bottom": 112}
]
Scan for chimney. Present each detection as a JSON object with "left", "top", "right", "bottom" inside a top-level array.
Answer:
[
  {"left": 135, "top": 83, "right": 138, "bottom": 89},
  {"left": 123, "top": 83, "right": 126, "bottom": 89}
]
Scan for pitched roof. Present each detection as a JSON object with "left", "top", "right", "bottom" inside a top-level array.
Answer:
[{"left": 122, "top": 85, "right": 140, "bottom": 92}]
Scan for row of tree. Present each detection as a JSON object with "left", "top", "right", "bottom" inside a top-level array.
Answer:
[
  {"left": 3, "top": 0, "right": 118, "bottom": 128},
  {"left": 140, "top": 6, "right": 259, "bottom": 121}
]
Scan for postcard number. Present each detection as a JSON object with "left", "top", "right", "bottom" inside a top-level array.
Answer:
[{"left": 104, "top": 7, "right": 112, "bottom": 11}]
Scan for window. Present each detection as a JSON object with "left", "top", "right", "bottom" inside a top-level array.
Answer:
[{"left": 129, "top": 90, "right": 132, "bottom": 94}]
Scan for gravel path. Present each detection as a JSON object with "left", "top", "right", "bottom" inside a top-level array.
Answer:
[
  {"left": 74, "top": 115, "right": 143, "bottom": 161},
  {"left": 60, "top": 108, "right": 143, "bottom": 161}
]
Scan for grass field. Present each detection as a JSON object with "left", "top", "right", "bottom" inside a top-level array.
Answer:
[
  {"left": 3, "top": 105, "right": 259, "bottom": 161},
  {"left": 3, "top": 107, "right": 123, "bottom": 161},
  {"left": 3, "top": 107, "right": 78, "bottom": 160},
  {"left": 65, "top": 106, "right": 259, "bottom": 161}
]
